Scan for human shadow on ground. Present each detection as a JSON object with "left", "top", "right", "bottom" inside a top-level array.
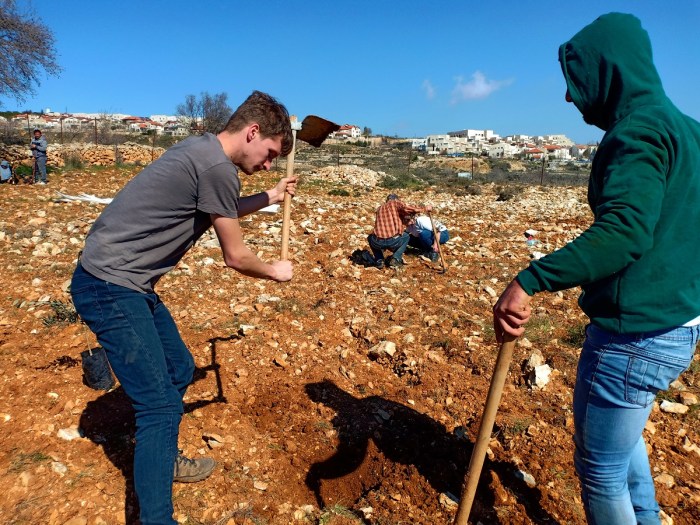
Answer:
[
  {"left": 79, "top": 342, "right": 228, "bottom": 524},
  {"left": 304, "top": 379, "right": 558, "bottom": 524}
]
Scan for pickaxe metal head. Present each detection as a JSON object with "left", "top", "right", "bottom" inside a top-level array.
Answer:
[{"left": 296, "top": 115, "right": 340, "bottom": 147}]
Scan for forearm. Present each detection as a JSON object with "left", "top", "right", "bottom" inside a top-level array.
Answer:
[
  {"left": 238, "top": 191, "right": 273, "bottom": 217},
  {"left": 224, "top": 246, "right": 278, "bottom": 279}
]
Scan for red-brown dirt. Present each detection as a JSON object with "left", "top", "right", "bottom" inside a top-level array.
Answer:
[{"left": 0, "top": 163, "right": 698, "bottom": 525}]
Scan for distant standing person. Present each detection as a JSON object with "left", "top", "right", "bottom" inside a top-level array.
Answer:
[
  {"left": 493, "top": 13, "right": 700, "bottom": 525},
  {"left": 30, "top": 128, "right": 48, "bottom": 184},
  {"left": 407, "top": 214, "right": 449, "bottom": 262},
  {"left": 367, "top": 193, "right": 430, "bottom": 268},
  {"left": 70, "top": 91, "right": 296, "bottom": 525}
]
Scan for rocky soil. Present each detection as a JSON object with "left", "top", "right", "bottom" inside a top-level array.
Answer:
[{"left": 0, "top": 160, "right": 698, "bottom": 525}]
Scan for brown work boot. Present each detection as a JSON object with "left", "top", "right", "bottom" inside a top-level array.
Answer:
[{"left": 173, "top": 451, "right": 215, "bottom": 483}]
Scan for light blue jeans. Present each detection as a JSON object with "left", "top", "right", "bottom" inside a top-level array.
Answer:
[
  {"left": 71, "top": 263, "right": 194, "bottom": 525},
  {"left": 573, "top": 324, "right": 698, "bottom": 525},
  {"left": 34, "top": 156, "right": 47, "bottom": 182}
]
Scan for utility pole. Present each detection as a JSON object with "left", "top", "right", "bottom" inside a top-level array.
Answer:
[
  {"left": 540, "top": 154, "right": 546, "bottom": 185},
  {"left": 151, "top": 129, "right": 157, "bottom": 162}
]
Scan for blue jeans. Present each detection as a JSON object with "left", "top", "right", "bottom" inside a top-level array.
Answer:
[
  {"left": 71, "top": 263, "right": 194, "bottom": 525},
  {"left": 368, "top": 232, "right": 410, "bottom": 263},
  {"left": 34, "top": 156, "right": 47, "bottom": 182},
  {"left": 573, "top": 324, "right": 698, "bottom": 525},
  {"left": 408, "top": 229, "right": 449, "bottom": 252}
]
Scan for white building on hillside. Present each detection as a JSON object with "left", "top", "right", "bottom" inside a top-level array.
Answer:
[
  {"left": 150, "top": 114, "right": 178, "bottom": 124},
  {"left": 486, "top": 142, "right": 520, "bottom": 158},
  {"left": 426, "top": 134, "right": 473, "bottom": 155},
  {"left": 332, "top": 125, "right": 361, "bottom": 139},
  {"left": 411, "top": 138, "right": 427, "bottom": 150},
  {"left": 543, "top": 134, "right": 574, "bottom": 147},
  {"left": 448, "top": 129, "right": 499, "bottom": 142}
]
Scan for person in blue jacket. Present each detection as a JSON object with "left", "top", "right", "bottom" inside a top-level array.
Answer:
[{"left": 30, "top": 128, "right": 48, "bottom": 184}]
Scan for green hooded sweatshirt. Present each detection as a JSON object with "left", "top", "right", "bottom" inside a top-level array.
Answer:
[{"left": 516, "top": 12, "right": 700, "bottom": 334}]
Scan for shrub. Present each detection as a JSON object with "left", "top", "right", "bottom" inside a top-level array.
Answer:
[
  {"left": 496, "top": 187, "right": 516, "bottom": 201},
  {"left": 43, "top": 300, "right": 80, "bottom": 326},
  {"left": 62, "top": 152, "right": 84, "bottom": 169},
  {"left": 13, "top": 164, "right": 32, "bottom": 180},
  {"left": 379, "top": 171, "right": 424, "bottom": 190}
]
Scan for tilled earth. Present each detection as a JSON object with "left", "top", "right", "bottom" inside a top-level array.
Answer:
[{"left": 0, "top": 163, "right": 699, "bottom": 525}]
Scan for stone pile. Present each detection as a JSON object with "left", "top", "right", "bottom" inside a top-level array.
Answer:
[{"left": 308, "top": 165, "right": 383, "bottom": 187}]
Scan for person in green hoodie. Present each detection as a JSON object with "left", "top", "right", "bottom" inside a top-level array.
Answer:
[{"left": 493, "top": 13, "right": 700, "bottom": 525}]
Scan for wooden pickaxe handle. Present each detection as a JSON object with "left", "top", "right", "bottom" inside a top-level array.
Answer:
[
  {"left": 427, "top": 211, "right": 447, "bottom": 272},
  {"left": 453, "top": 335, "right": 517, "bottom": 525},
  {"left": 280, "top": 128, "right": 297, "bottom": 260}
]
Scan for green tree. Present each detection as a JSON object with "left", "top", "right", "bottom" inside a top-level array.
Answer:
[{"left": 0, "top": 0, "right": 61, "bottom": 106}]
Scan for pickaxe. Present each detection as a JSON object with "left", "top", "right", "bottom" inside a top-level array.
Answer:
[{"left": 281, "top": 115, "right": 340, "bottom": 260}]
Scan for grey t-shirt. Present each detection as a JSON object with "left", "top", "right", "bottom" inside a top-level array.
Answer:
[{"left": 81, "top": 133, "right": 240, "bottom": 293}]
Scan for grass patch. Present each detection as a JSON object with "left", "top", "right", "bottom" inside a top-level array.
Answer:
[
  {"left": 523, "top": 316, "right": 553, "bottom": 343},
  {"left": 42, "top": 300, "right": 80, "bottom": 326},
  {"left": 562, "top": 322, "right": 587, "bottom": 348},
  {"left": 687, "top": 358, "right": 700, "bottom": 374},
  {"left": 10, "top": 451, "right": 52, "bottom": 472},
  {"left": 319, "top": 504, "right": 362, "bottom": 524},
  {"left": 655, "top": 390, "right": 676, "bottom": 403},
  {"left": 505, "top": 417, "right": 534, "bottom": 436}
]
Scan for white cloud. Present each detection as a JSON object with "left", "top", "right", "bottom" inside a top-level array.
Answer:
[
  {"left": 450, "top": 71, "right": 513, "bottom": 103},
  {"left": 422, "top": 79, "right": 436, "bottom": 100}
]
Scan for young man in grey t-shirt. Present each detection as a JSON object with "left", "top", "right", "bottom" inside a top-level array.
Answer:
[{"left": 71, "top": 91, "right": 295, "bottom": 525}]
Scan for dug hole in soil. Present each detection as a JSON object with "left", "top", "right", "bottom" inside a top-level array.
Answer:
[{"left": 0, "top": 161, "right": 698, "bottom": 525}]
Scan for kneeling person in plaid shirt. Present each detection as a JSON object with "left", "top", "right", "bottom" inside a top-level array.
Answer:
[{"left": 367, "top": 193, "right": 431, "bottom": 268}]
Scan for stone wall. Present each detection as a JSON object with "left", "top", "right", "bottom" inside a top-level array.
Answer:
[{"left": 0, "top": 142, "right": 165, "bottom": 168}]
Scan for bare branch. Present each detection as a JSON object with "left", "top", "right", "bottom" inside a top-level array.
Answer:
[{"left": 0, "top": 0, "right": 61, "bottom": 105}]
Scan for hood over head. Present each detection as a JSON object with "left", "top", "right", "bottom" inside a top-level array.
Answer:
[{"left": 559, "top": 12, "right": 665, "bottom": 130}]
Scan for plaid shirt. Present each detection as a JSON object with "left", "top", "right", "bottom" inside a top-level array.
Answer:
[{"left": 373, "top": 200, "right": 411, "bottom": 239}]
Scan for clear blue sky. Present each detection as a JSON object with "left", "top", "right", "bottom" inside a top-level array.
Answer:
[{"left": 5, "top": 0, "right": 700, "bottom": 144}]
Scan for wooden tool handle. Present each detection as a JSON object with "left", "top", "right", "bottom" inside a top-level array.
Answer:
[
  {"left": 280, "top": 130, "right": 297, "bottom": 260},
  {"left": 453, "top": 336, "right": 516, "bottom": 525},
  {"left": 427, "top": 211, "right": 447, "bottom": 272}
]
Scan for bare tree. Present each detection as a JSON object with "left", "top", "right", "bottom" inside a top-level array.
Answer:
[
  {"left": 176, "top": 91, "right": 231, "bottom": 135},
  {"left": 96, "top": 111, "right": 113, "bottom": 145},
  {"left": 201, "top": 92, "right": 231, "bottom": 134},
  {"left": 0, "top": 0, "right": 61, "bottom": 106},
  {"left": 176, "top": 94, "right": 202, "bottom": 133}
]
